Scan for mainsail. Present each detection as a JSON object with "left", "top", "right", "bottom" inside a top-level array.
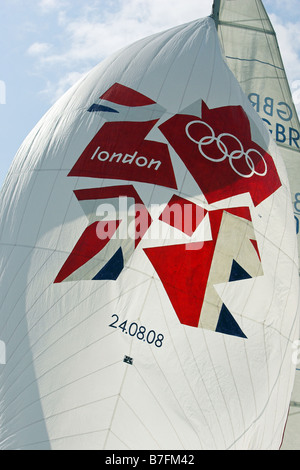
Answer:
[
  {"left": 0, "top": 4, "right": 298, "bottom": 450},
  {"left": 213, "top": 0, "right": 300, "bottom": 266},
  {"left": 212, "top": 0, "right": 300, "bottom": 450}
]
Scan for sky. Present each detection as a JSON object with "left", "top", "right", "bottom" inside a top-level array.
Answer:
[{"left": 0, "top": 0, "right": 300, "bottom": 189}]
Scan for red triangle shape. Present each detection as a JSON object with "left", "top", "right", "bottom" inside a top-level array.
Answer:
[
  {"left": 54, "top": 220, "right": 121, "bottom": 283},
  {"left": 100, "top": 83, "right": 156, "bottom": 107},
  {"left": 144, "top": 241, "right": 215, "bottom": 327}
]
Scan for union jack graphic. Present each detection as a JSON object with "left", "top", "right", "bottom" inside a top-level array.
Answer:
[{"left": 55, "top": 83, "right": 281, "bottom": 339}]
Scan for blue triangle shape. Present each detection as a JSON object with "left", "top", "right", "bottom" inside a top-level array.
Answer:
[
  {"left": 88, "top": 104, "right": 119, "bottom": 113},
  {"left": 229, "top": 259, "right": 252, "bottom": 282},
  {"left": 93, "top": 247, "right": 124, "bottom": 281},
  {"left": 216, "top": 304, "right": 247, "bottom": 339}
]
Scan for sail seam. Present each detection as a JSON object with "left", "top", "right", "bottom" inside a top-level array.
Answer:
[
  {"left": 218, "top": 20, "right": 275, "bottom": 36},
  {"left": 225, "top": 55, "right": 284, "bottom": 71}
]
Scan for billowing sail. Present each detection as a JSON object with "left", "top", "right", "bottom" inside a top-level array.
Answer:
[
  {"left": 0, "top": 13, "right": 298, "bottom": 450},
  {"left": 212, "top": 0, "right": 300, "bottom": 450}
]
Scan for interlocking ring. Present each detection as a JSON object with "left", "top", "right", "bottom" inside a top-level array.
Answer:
[{"left": 185, "top": 120, "right": 268, "bottom": 179}]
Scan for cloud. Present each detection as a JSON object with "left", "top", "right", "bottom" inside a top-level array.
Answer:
[
  {"left": 27, "top": 0, "right": 300, "bottom": 113},
  {"left": 268, "top": 13, "right": 300, "bottom": 115},
  {"left": 30, "top": 0, "right": 213, "bottom": 99},
  {"left": 42, "top": 0, "right": 213, "bottom": 65},
  {"left": 38, "top": 0, "right": 68, "bottom": 13},
  {"left": 27, "top": 42, "right": 52, "bottom": 56},
  {"left": 265, "top": 0, "right": 299, "bottom": 17},
  {"left": 291, "top": 81, "right": 300, "bottom": 114},
  {"left": 41, "top": 71, "right": 88, "bottom": 103},
  {"left": 270, "top": 14, "right": 300, "bottom": 79}
]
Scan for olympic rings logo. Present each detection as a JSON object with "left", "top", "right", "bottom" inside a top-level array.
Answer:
[{"left": 185, "top": 120, "right": 268, "bottom": 179}]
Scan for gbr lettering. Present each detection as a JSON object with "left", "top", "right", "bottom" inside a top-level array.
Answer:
[{"left": 248, "top": 93, "right": 300, "bottom": 149}]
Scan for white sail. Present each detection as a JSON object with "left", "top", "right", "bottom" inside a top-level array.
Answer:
[
  {"left": 213, "top": 0, "right": 300, "bottom": 265},
  {"left": 213, "top": 0, "right": 300, "bottom": 449},
  {"left": 0, "top": 13, "right": 298, "bottom": 450}
]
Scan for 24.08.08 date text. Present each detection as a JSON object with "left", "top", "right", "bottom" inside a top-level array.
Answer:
[{"left": 109, "top": 314, "right": 164, "bottom": 348}]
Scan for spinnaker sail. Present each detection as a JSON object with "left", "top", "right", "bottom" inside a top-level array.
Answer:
[
  {"left": 212, "top": 0, "right": 300, "bottom": 450},
  {"left": 0, "top": 4, "right": 298, "bottom": 450}
]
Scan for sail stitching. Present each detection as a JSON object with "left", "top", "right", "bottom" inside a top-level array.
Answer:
[
  {"left": 225, "top": 55, "right": 284, "bottom": 71},
  {"left": 218, "top": 20, "right": 275, "bottom": 36}
]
